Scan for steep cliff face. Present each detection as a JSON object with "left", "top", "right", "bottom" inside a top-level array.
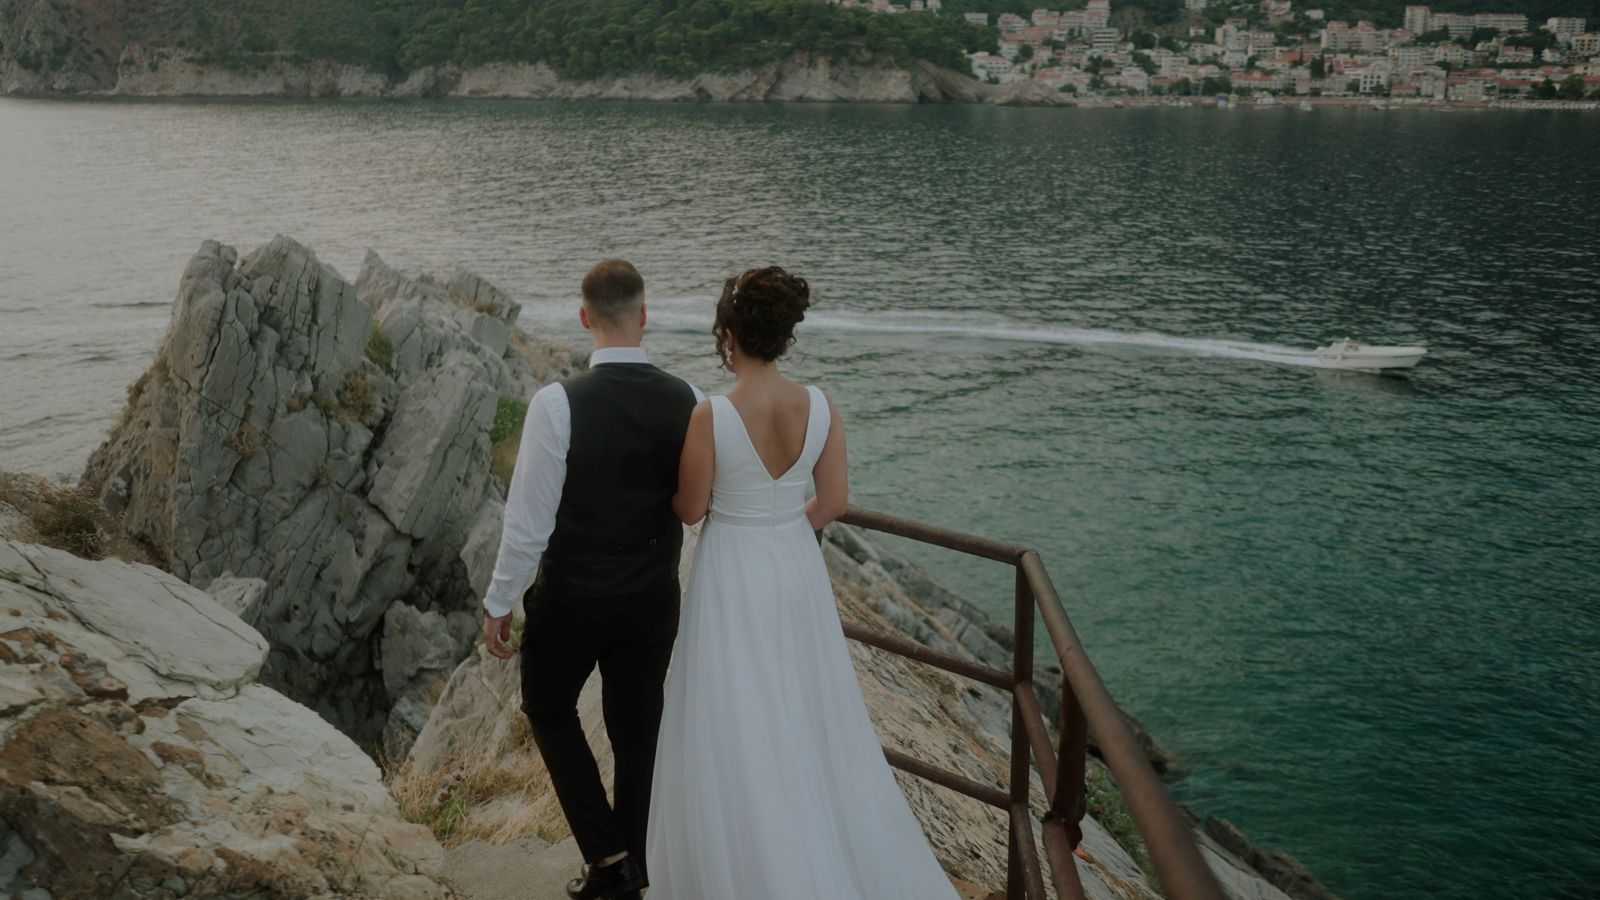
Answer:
[{"left": 80, "top": 236, "right": 576, "bottom": 753}]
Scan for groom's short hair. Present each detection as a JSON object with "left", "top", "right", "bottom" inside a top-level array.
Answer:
[{"left": 581, "top": 259, "right": 645, "bottom": 327}]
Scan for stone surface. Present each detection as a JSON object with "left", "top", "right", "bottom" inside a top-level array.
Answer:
[
  {"left": 0, "top": 539, "right": 455, "bottom": 899},
  {"left": 0, "top": 502, "right": 27, "bottom": 543},
  {"left": 202, "top": 574, "right": 268, "bottom": 619},
  {"left": 82, "top": 236, "right": 576, "bottom": 751}
]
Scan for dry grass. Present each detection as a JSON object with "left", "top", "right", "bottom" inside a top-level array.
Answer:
[
  {"left": 119, "top": 357, "right": 170, "bottom": 428},
  {"left": 311, "top": 390, "right": 340, "bottom": 421},
  {"left": 0, "top": 473, "right": 154, "bottom": 564},
  {"left": 225, "top": 421, "right": 257, "bottom": 460},
  {"left": 225, "top": 404, "right": 258, "bottom": 460},
  {"left": 490, "top": 433, "right": 520, "bottom": 494},
  {"left": 338, "top": 371, "right": 382, "bottom": 428},
  {"left": 387, "top": 719, "right": 559, "bottom": 848}
]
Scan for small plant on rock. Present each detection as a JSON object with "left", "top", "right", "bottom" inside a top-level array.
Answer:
[
  {"left": 490, "top": 396, "right": 527, "bottom": 444},
  {"left": 226, "top": 420, "right": 257, "bottom": 460},
  {"left": 364, "top": 327, "right": 393, "bottom": 371},
  {"left": 338, "top": 371, "right": 382, "bottom": 428},
  {"left": 490, "top": 396, "right": 529, "bottom": 492}
]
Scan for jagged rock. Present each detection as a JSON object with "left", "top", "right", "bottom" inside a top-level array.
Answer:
[
  {"left": 0, "top": 503, "right": 27, "bottom": 543},
  {"left": 1202, "top": 817, "right": 1339, "bottom": 900},
  {"left": 82, "top": 236, "right": 576, "bottom": 750},
  {"left": 368, "top": 349, "right": 497, "bottom": 538},
  {"left": 0, "top": 539, "right": 455, "bottom": 899},
  {"left": 380, "top": 603, "right": 470, "bottom": 757},
  {"left": 460, "top": 499, "right": 507, "bottom": 599},
  {"left": 203, "top": 574, "right": 268, "bottom": 619}
]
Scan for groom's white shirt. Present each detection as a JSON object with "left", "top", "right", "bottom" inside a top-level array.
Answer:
[{"left": 481, "top": 346, "right": 704, "bottom": 618}]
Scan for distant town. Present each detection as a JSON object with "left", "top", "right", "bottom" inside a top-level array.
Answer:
[{"left": 831, "top": 0, "right": 1600, "bottom": 104}]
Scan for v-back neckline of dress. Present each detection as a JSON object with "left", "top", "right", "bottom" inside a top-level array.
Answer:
[{"left": 721, "top": 388, "right": 814, "bottom": 483}]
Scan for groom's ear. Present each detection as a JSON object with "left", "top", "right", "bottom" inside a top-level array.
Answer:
[
  {"left": 638, "top": 302, "right": 647, "bottom": 330},
  {"left": 579, "top": 306, "right": 592, "bottom": 332}
]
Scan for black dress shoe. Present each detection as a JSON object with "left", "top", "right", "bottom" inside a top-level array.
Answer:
[{"left": 566, "top": 856, "right": 646, "bottom": 899}]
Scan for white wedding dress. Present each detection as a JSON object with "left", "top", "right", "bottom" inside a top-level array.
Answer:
[{"left": 646, "top": 386, "right": 958, "bottom": 900}]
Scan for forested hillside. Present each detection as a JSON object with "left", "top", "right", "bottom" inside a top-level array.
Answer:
[{"left": 103, "top": 0, "right": 994, "bottom": 79}]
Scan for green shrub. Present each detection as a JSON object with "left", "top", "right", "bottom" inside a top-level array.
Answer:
[
  {"left": 491, "top": 396, "right": 528, "bottom": 444},
  {"left": 1086, "top": 766, "right": 1154, "bottom": 878}
]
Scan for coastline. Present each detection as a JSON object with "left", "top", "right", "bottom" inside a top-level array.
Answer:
[
  {"left": 6, "top": 53, "right": 1595, "bottom": 110},
  {"left": 1, "top": 50, "right": 1075, "bottom": 106},
  {"left": 6, "top": 56, "right": 1593, "bottom": 109}
]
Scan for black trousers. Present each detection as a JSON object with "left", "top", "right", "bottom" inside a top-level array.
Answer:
[{"left": 520, "top": 580, "right": 680, "bottom": 870}]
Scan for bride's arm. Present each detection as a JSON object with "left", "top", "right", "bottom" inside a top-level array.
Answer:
[
  {"left": 673, "top": 401, "right": 715, "bottom": 525},
  {"left": 806, "top": 393, "right": 848, "bottom": 531}
]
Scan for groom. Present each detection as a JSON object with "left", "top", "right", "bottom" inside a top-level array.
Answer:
[{"left": 481, "top": 259, "right": 700, "bottom": 900}]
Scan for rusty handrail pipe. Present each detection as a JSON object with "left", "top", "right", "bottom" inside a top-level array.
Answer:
[
  {"left": 840, "top": 506, "right": 1028, "bottom": 564},
  {"left": 832, "top": 505, "right": 1226, "bottom": 900},
  {"left": 842, "top": 621, "right": 1013, "bottom": 690},
  {"left": 1021, "top": 552, "right": 1226, "bottom": 900}
]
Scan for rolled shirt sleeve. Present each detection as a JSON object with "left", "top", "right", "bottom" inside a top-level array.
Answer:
[{"left": 482, "top": 383, "right": 570, "bottom": 618}]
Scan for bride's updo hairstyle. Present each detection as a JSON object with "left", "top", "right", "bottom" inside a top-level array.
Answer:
[{"left": 713, "top": 266, "right": 810, "bottom": 366}]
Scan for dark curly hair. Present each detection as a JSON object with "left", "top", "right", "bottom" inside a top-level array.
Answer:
[{"left": 712, "top": 266, "right": 811, "bottom": 366}]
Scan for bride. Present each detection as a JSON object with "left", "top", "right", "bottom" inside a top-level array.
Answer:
[{"left": 646, "top": 267, "right": 959, "bottom": 899}]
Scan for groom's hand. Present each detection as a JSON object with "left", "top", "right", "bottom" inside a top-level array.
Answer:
[{"left": 483, "top": 613, "right": 516, "bottom": 659}]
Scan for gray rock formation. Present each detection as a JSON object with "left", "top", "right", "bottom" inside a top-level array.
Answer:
[
  {"left": 82, "top": 235, "right": 574, "bottom": 753},
  {"left": 0, "top": 539, "right": 455, "bottom": 898},
  {"left": 399, "top": 525, "right": 1323, "bottom": 900}
]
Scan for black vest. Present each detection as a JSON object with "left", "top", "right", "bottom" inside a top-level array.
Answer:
[{"left": 537, "top": 362, "right": 697, "bottom": 599}]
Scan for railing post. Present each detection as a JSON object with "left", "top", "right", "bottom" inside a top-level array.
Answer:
[
  {"left": 1007, "top": 566, "right": 1035, "bottom": 898},
  {"left": 1050, "top": 677, "right": 1089, "bottom": 848}
]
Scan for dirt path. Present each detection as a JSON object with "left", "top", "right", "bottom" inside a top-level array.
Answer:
[
  {"left": 444, "top": 837, "right": 993, "bottom": 899},
  {"left": 446, "top": 836, "right": 585, "bottom": 900}
]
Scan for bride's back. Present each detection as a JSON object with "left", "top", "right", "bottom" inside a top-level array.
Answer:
[
  {"left": 672, "top": 264, "right": 847, "bottom": 533},
  {"left": 725, "top": 379, "right": 815, "bottom": 480}
]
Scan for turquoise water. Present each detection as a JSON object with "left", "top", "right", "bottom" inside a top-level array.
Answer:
[{"left": 1, "top": 98, "right": 1597, "bottom": 898}]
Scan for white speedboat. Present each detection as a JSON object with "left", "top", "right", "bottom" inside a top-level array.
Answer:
[{"left": 1313, "top": 338, "right": 1427, "bottom": 371}]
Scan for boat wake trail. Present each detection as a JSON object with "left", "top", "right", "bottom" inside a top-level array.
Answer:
[{"left": 637, "top": 302, "right": 1324, "bottom": 368}]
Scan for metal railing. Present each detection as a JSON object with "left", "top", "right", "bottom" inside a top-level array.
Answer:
[{"left": 835, "top": 506, "right": 1226, "bottom": 900}]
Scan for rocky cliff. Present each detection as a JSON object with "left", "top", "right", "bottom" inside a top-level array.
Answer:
[
  {"left": 398, "top": 524, "right": 1333, "bottom": 900},
  {"left": 0, "top": 538, "right": 455, "bottom": 898},
  {"left": 79, "top": 235, "right": 577, "bottom": 754}
]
